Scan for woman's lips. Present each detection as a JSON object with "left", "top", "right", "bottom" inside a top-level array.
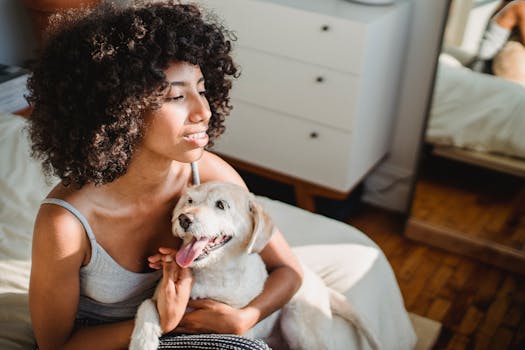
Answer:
[{"left": 183, "top": 131, "right": 209, "bottom": 147}]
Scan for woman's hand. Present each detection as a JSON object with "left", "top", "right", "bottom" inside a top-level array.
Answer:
[
  {"left": 152, "top": 248, "right": 193, "bottom": 334},
  {"left": 174, "top": 299, "right": 258, "bottom": 335}
]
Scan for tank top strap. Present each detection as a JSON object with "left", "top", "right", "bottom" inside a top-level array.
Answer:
[
  {"left": 191, "top": 161, "right": 200, "bottom": 185},
  {"left": 41, "top": 198, "right": 97, "bottom": 243}
]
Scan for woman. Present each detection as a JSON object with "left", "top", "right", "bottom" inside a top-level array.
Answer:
[{"left": 27, "top": 2, "right": 303, "bottom": 349}]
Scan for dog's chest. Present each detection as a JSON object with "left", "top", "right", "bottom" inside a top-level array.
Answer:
[{"left": 191, "top": 254, "right": 268, "bottom": 309}]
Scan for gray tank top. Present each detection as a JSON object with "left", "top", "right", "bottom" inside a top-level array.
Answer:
[{"left": 40, "top": 198, "right": 162, "bottom": 323}]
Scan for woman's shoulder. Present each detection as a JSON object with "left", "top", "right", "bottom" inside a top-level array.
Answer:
[
  {"left": 37, "top": 183, "right": 91, "bottom": 245},
  {"left": 198, "top": 151, "right": 247, "bottom": 188},
  {"left": 498, "top": 1, "right": 525, "bottom": 21},
  {"left": 34, "top": 199, "right": 89, "bottom": 263}
]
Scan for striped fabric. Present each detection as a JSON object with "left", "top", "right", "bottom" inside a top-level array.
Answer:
[{"left": 158, "top": 334, "right": 270, "bottom": 350}]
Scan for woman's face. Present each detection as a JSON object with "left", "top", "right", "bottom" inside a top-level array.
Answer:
[{"left": 141, "top": 61, "right": 212, "bottom": 163}]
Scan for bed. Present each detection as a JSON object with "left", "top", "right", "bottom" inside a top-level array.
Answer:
[
  {"left": 0, "top": 112, "right": 421, "bottom": 349},
  {"left": 425, "top": 50, "right": 525, "bottom": 177}
]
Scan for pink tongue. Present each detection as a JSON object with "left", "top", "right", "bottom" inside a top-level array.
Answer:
[{"left": 176, "top": 237, "right": 210, "bottom": 268}]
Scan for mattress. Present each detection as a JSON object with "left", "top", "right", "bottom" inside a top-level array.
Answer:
[{"left": 427, "top": 54, "right": 525, "bottom": 159}]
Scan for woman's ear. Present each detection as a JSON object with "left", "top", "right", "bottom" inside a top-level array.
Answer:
[{"left": 246, "top": 200, "right": 275, "bottom": 254}]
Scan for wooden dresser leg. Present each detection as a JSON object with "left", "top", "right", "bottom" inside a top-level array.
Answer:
[{"left": 294, "top": 184, "right": 316, "bottom": 212}]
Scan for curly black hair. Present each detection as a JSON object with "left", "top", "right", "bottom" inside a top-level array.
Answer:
[{"left": 27, "top": 0, "right": 238, "bottom": 187}]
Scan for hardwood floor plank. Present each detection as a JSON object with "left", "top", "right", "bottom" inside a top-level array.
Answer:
[
  {"left": 399, "top": 246, "right": 429, "bottom": 281},
  {"left": 472, "top": 268, "right": 504, "bottom": 311},
  {"left": 511, "top": 321, "right": 525, "bottom": 348},
  {"left": 489, "top": 327, "right": 514, "bottom": 350},
  {"left": 427, "top": 297, "right": 452, "bottom": 322},
  {"left": 439, "top": 259, "right": 476, "bottom": 300},
  {"left": 457, "top": 305, "right": 484, "bottom": 336},
  {"left": 445, "top": 334, "right": 469, "bottom": 350},
  {"left": 478, "top": 277, "right": 516, "bottom": 338}
]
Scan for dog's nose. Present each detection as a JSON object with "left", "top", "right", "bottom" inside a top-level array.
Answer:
[{"left": 178, "top": 213, "right": 192, "bottom": 231}]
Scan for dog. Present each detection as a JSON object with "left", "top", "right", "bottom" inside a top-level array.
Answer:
[{"left": 130, "top": 182, "right": 381, "bottom": 350}]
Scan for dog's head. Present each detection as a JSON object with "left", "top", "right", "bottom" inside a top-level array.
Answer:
[{"left": 172, "top": 182, "right": 275, "bottom": 269}]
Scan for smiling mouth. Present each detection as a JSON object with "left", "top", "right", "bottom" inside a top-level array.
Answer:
[
  {"left": 175, "top": 234, "right": 232, "bottom": 267},
  {"left": 184, "top": 131, "right": 207, "bottom": 140}
]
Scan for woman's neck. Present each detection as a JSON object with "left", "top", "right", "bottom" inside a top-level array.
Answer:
[{"left": 96, "top": 152, "right": 190, "bottom": 205}]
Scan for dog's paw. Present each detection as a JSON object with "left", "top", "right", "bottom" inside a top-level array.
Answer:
[{"left": 130, "top": 299, "right": 162, "bottom": 350}]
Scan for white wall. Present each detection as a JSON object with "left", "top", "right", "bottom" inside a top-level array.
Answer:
[
  {"left": 362, "top": 0, "right": 451, "bottom": 213},
  {"left": 0, "top": 0, "right": 36, "bottom": 66}
]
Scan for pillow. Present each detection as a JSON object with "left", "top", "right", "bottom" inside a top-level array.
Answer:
[{"left": 0, "top": 113, "right": 58, "bottom": 349}]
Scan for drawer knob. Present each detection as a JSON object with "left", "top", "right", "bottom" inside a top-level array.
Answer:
[
  {"left": 309, "top": 132, "right": 319, "bottom": 139},
  {"left": 321, "top": 25, "right": 330, "bottom": 32},
  {"left": 315, "top": 76, "right": 325, "bottom": 83}
]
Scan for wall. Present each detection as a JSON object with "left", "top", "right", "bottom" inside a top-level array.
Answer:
[
  {"left": 0, "top": 0, "right": 36, "bottom": 66},
  {"left": 362, "top": 0, "right": 451, "bottom": 213}
]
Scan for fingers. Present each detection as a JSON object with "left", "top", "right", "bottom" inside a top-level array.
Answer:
[
  {"left": 162, "top": 254, "right": 175, "bottom": 269},
  {"left": 148, "top": 253, "right": 163, "bottom": 269},
  {"left": 162, "top": 254, "right": 178, "bottom": 286},
  {"left": 159, "top": 246, "right": 177, "bottom": 255},
  {"left": 148, "top": 247, "right": 177, "bottom": 269}
]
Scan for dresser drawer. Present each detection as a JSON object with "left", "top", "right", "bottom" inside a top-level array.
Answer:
[
  {"left": 231, "top": 48, "right": 358, "bottom": 132},
  {"left": 214, "top": 100, "right": 352, "bottom": 191},
  {"left": 197, "top": 0, "right": 367, "bottom": 74}
]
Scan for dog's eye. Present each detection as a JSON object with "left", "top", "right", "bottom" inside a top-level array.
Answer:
[
  {"left": 216, "top": 200, "right": 227, "bottom": 210},
  {"left": 188, "top": 198, "right": 193, "bottom": 204}
]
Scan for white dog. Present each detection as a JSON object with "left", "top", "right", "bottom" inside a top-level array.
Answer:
[{"left": 130, "top": 182, "right": 380, "bottom": 350}]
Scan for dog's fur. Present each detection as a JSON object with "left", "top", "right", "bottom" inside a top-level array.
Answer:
[{"left": 130, "top": 182, "right": 381, "bottom": 350}]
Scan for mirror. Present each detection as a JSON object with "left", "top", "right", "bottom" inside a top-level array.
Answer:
[{"left": 405, "top": 0, "right": 525, "bottom": 275}]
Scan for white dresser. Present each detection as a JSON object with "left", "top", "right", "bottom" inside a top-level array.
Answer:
[{"left": 197, "top": 0, "right": 411, "bottom": 210}]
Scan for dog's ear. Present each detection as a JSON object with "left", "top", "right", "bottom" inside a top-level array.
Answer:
[{"left": 247, "top": 199, "right": 275, "bottom": 254}]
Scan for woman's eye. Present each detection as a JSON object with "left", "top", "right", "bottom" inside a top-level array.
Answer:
[
  {"left": 169, "top": 95, "right": 184, "bottom": 101},
  {"left": 199, "top": 90, "right": 207, "bottom": 96},
  {"left": 216, "top": 200, "right": 226, "bottom": 210}
]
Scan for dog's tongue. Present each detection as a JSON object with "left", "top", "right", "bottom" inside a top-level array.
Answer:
[{"left": 176, "top": 237, "right": 210, "bottom": 268}]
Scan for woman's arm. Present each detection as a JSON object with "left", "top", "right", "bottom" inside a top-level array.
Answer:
[
  {"left": 493, "top": 1, "right": 525, "bottom": 44},
  {"left": 517, "top": 1, "right": 525, "bottom": 44},
  {"left": 29, "top": 204, "right": 135, "bottom": 350},
  {"left": 172, "top": 152, "right": 303, "bottom": 334},
  {"left": 30, "top": 204, "right": 193, "bottom": 349}
]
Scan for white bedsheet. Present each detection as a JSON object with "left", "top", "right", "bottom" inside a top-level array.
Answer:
[
  {"left": 427, "top": 55, "right": 525, "bottom": 159},
  {"left": 0, "top": 113, "right": 415, "bottom": 349}
]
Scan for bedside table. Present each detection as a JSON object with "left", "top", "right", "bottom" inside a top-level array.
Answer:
[{"left": 197, "top": 0, "right": 411, "bottom": 211}]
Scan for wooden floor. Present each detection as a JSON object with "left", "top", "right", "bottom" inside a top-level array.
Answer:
[
  {"left": 348, "top": 203, "right": 525, "bottom": 350},
  {"left": 411, "top": 154, "right": 525, "bottom": 253}
]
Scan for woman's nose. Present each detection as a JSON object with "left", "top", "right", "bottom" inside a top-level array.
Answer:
[{"left": 189, "top": 94, "right": 212, "bottom": 123}]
